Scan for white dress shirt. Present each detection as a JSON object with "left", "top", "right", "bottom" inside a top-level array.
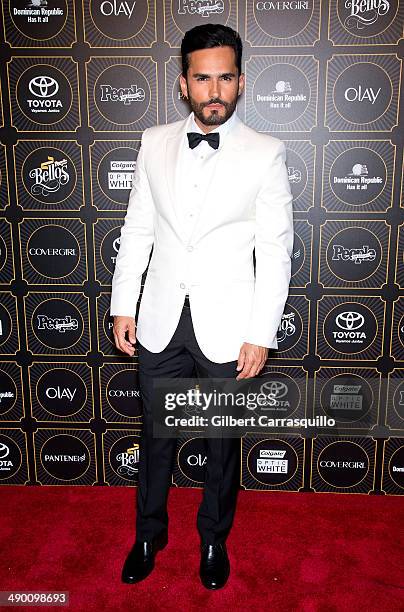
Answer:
[{"left": 175, "top": 109, "right": 238, "bottom": 295}]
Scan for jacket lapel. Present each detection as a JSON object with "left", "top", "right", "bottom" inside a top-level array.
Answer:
[{"left": 165, "top": 117, "right": 189, "bottom": 243}]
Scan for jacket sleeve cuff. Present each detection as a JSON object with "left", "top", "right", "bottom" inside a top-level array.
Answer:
[
  {"left": 109, "top": 311, "right": 137, "bottom": 319},
  {"left": 242, "top": 333, "right": 278, "bottom": 349}
]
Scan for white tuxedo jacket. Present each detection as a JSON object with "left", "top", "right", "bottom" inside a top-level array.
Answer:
[{"left": 110, "top": 112, "right": 294, "bottom": 363}]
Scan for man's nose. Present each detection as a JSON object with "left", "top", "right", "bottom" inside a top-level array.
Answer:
[{"left": 208, "top": 78, "right": 220, "bottom": 99}]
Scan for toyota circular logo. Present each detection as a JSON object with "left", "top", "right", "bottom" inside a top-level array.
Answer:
[
  {"left": 259, "top": 380, "right": 288, "bottom": 400},
  {"left": 112, "top": 236, "right": 121, "bottom": 253},
  {"left": 336, "top": 311, "right": 364, "bottom": 330},
  {"left": 0, "top": 442, "right": 9, "bottom": 459},
  {"left": 29, "top": 76, "right": 59, "bottom": 98}
]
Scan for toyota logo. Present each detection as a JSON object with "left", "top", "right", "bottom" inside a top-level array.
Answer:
[
  {"left": 113, "top": 236, "right": 121, "bottom": 253},
  {"left": 336, "top": 311, "right": 364, "bottom": 330},
  {"left": 0, "top": 442, "right": 9, "bottom": 459},
  {"left": 29, "top": 76, "right": 59, "bottom": 98},
  {"left": 259, "top": 380, "right": 288, "bottom": 399}
]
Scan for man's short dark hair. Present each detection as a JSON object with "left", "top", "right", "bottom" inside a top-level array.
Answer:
[{"left": 181, "top": 24, "right": 243, "bottom": 77}]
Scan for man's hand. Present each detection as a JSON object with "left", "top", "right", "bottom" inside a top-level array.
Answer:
[
  {"left": 113, "top": 316, "right": 137, "bottom": 356},
  {"left": 236, "top": 342, "right": 268, "bottom": 380}
]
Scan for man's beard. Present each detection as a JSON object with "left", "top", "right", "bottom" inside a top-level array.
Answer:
[{"left": 188, "top": 93, "right": 238, "bottom": 126}]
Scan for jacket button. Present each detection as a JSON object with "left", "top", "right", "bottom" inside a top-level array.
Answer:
[
  {"left": 180, "top": 283, "right": 186, "bottom": 289},
  {"left": 187, "top": 246, "right": 193, "bottom": 252}
]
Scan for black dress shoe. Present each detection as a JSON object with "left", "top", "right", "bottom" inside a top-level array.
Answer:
[
  {"left": 199, "top": 542, "right": 230, "bottom": 590},
  {"left": 121, "top": 530, "right": 168, "bottom": 584}
]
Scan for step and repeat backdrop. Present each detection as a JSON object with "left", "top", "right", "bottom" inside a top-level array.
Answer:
[{"left": 0, "top": 1, "right": 403, "bottom": 496}]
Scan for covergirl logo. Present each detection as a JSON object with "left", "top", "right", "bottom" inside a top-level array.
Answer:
[{"left": 253, "top": 0, "right": 313, "bottom": 39}]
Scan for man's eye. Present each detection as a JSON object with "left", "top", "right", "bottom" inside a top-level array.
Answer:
[
  {"left": 197, "top": 77, "right": 207, "bottom": 81},
  {"left": 221, "top": 76, "right": 232, "bottom": 81}
]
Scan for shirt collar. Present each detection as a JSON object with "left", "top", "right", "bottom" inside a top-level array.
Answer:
[{"left": 185, "top": 107, "right": 238, "bottom": 149}]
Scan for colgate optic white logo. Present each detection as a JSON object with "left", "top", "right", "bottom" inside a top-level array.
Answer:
[
  {"left": 344, "top": 0, "right": 390, "bottom": 30},
  {"left": 178, "top": 0, "right": 224, "bottom": 17},
  {"left": 257, "top": 449, "right": 288, "bottom": 473}
]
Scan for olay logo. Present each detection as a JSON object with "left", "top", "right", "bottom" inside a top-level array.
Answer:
[
  {"left": 100, "top": 0, "right": 136, "bottom": 17},
  {"left": 344, "top": 85, "right": 381, "bottom": 105}
]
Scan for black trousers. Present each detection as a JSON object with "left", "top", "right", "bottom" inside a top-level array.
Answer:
[{"left": 135, "top": 297, "right": 241, "bottom": 546}]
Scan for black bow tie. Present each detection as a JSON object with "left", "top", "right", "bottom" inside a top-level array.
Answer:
[{"left": 187, "top": 131, "right": 220, "bottom": 150}]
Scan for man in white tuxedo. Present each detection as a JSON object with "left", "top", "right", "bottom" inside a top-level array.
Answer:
[{"left": 110, "top": 23, "right": 293, "bottom": 589}]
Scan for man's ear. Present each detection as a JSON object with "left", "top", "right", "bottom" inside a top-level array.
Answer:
[
  {"left": 238, "top": 72, "right": 245, "bottom": 97},
  {"left": 179, "top": 74, "right": 188, "bottom": 99}
]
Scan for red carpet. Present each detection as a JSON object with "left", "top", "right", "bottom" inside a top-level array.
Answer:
[{"left": 1, "top": 486, "right": 403, "bottom": 611}]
